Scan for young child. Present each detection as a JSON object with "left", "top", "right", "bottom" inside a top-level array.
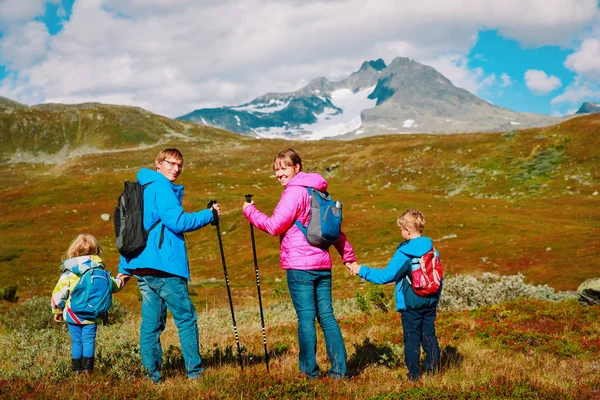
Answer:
[
  {"left": 51, "top": 234, "right": 130, "bottom": 374},
  {"left": 347, "top": 209, "right": 442, "bottom": 381}
]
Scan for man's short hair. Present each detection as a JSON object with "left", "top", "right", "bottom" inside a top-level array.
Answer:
[{"left": 155, "top": 148, "right": 183, "bottom": 164}]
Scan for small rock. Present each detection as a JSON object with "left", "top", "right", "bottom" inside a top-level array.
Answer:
[
  {"left": 578, "top": 278, "right": 600, "bottom": 306},
  {"left": 101, "top": 213, "right": 111, "bottom": 221}
]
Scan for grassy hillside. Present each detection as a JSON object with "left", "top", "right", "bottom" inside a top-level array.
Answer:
[
  {"left": 0, "top": 100, "right": 240, "bottom": 158},
  {"left": 0, "top": 110, "right": 598, "bottom": 398},
  {"left": 0, "top": 112, "right": 598, "bottom": 310},
  {"left": 0, "top": 96, "right": 27, "bottom": 109}
]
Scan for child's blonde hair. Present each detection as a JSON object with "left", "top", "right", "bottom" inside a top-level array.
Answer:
[
  {"left": 397, "top": 209, "right": 425, "bottom": 233},
  {"left": 63, "top": 234, "right": 103, "bottom": 261}
]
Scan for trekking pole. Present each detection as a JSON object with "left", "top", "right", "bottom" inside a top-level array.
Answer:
[
  {"left": 207, "top": 200, "right": 244, "bottom": 370},
  {"left": 245, "top": 194, "right": 269, "bottom": 372}
]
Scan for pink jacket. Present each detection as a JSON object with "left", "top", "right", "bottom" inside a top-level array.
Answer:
[{"left": 243, "top": 171, "right": 356, "bottom": 270}]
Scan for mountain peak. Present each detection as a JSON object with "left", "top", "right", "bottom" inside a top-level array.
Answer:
[
  {"left": 307, "top": 76, "right": 331, "bottom": 88},
  {"left": 359, "top": 59, "right": 387, "bottom": 72},
  {"left": 389, "top": 56, "right": 412, "bottom": 65},
  {"left": 576, "top": 101, "right": 600, "bottom": 114}
]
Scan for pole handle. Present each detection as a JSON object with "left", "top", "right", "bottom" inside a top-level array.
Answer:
[
  {"left": 245, "top": 194, "right": 253, "bottom": 203},
  {"left": 207, "top": 200, "right": 218, "bottom": 226}
]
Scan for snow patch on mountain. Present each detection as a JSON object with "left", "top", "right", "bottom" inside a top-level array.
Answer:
[
  {"left": 252, "top": 86, "right": 376, "bottom": 140},
  {"left": 232, "top": 99, "right": 290, "bottom": 114}
]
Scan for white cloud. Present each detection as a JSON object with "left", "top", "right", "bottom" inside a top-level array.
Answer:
[
  {"left": 0, "top": 21, "right": 49, "bottom": 68},
  {"left": 550, "top": 76, "right": 600, "bottom": 106},
  {"left": 564, "top": 38, "right": 600, "bottom": 82},
  {"left": 479, "top": 0, "right": 599, "bottom": 47},
  {"left": 0, "top": 0, "right": 51, "bottom": 25},
  {"left": 424, "top": 54, "right": 496, "bottom": 95},
  {"left": 0, "top": 0, "right": 598, "bottom": 117},
  {"left": 500, "top": 73, "right": 512, "bottom": 87},
  {"left": 525, "top": 70, "right": 562, "bottom": 95}
]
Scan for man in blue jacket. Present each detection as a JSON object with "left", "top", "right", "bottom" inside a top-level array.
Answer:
[
  {"left": 119, "top": 148, "right": 220, "bottom": 383},
  {"left": 348, "top": 209, "right": 441, "bottom": 381}
]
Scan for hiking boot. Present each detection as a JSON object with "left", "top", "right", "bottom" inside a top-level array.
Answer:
[
  {"left": 82, "top": 357, "right": 94, "bottom": 374},
  {"left": 71, "top": 358, "right": 83, "bottom": 373}
]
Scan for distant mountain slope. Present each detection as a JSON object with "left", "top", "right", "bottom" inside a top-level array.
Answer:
[
  {"left": 0, "top": 95, "right": 27, "bottom": 109},
  {"left": 177, "top": 57, "right": 562, "bottom": 139},
  {"left": 576, "top": 101, "right": 600, "bottom": 114},
  {"left": 0, "top": 99, "right": 238, "bottom": 160}
]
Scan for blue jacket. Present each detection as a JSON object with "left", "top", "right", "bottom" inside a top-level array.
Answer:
[
  {"left": 358, "top": 236, "right": 441, "bottom": 311},
  {"left": 118, "top": 168, "right": 214, "bottom": 279}
]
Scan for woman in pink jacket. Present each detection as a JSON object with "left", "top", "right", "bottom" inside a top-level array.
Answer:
[{"left": 243, "top": 148, "right": 356, "bottom": 379}]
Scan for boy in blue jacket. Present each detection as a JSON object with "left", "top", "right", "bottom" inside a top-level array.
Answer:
[{"left": 348, "top": 209, "right": 441, "bottom": 381}]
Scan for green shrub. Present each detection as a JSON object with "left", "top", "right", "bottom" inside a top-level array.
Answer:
[
  {"left": 368, "top": 284, "right": 389, "bottom": 313},
  {"left": 103, "top": 300, "right": 130, "bottom": 326},
  {"left": 355, "top": 290, "right": 371, "bottom": 314},
  {"left": 0, "top": 296, "right": 60, "bottom": 332},
  {"left": 0, "top": 326, "right": 68, "bottom": 381},
  {"left": 96, "top": 340, "right": 144, "bottom": 380},
  {"left": 0, "top": 285, "right": 18, "bottom": 302},
  {"left": 438, "top": 273, "right": 576, "bottom": 311},
  {"left": 347, "top": 337, "right": 402, "bottom": 372},
  {"left": 0, "top": 296, "right": 130, "bottom": 332}
]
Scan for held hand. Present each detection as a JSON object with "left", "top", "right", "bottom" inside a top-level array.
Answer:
[
  {"left": 242, "top": 200, "right": 254, "bottom": 211},
  {"left": 116, "top": 273, "right": 131, "bottom": 284},
  {"left": 53, "top": 314, "right": 62, "bottom": 323},
  {"left": 207, "top": 200, "right": 220, "bottom": 226},
  {"left": 345, "top": 262, "right": 360, "bottom": 276}
]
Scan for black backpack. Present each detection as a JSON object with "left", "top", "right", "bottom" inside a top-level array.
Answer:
[{"left": 114, "top": 181, "right": 161, "bottom": 258}]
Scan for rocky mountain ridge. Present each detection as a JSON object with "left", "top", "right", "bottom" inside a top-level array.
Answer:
[
  {"left": 576, "top": 101, "right": 600, "bottom": 114},
  {"left": 177, "top": 57, "right": 563, "bottom": 139}
]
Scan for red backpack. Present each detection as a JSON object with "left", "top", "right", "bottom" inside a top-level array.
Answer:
[{"left": 406, "top": 248, "right": 443, "bottom": 296}]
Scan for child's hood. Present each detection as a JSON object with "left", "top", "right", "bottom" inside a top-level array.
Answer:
[
  {"left": 287, "top": 171, "right": 328, "bottom": 191},
  {"left": 62, "top": 255, "right": 105, "bottom": 274},
  {"left": 397, "top": 236, "right": 433, "bottom": 258}
]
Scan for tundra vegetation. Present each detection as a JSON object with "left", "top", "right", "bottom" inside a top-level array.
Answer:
[{"left": 0, "top": 110, "right": 598, "bottom": 399}]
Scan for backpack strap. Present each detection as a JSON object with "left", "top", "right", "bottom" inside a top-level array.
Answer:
[
  {"left": 141, "top": 182, "right": 164, "bottom": 248},
  {"left": 404, "top": 256, "right": 420, "bottom": 285},
  {"left": 293, "top": 187, "right": 312, "bottom": 234}
]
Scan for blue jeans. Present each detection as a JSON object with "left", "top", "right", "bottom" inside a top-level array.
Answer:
[
  {"left": 286, "top": 269, "right": 347, "bottom": 379},
  {"left": 401, "top": 307, "right": 440, "bottom": 380},
  {"left": 135, "top": 274, "right": 203, "bottom": 382},
  {"left": 67, "top": 323, "right": 97, "bottom": 359}
]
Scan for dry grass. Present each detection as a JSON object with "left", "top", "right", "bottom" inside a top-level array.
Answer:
[{"left": 1, "top": 296, "right": 598, "bottom": 399}]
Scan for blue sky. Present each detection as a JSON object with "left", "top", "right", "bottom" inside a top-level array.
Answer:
[
  {"left": 0, "top": 0, "right": 598, "bottom": 118},
  {"left": 468, "top": 30, "right": 578, "bottom": 114}
]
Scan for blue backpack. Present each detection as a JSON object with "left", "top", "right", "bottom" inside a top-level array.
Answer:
[
  {"left": 294, "top": 187, "right": 342, "bottom": 249},
  {"left": 70, "top": 268, "right": 113, "bottom": 320}
]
